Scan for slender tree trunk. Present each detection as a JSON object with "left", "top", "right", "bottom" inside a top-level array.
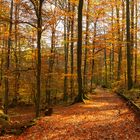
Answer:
[
  {"left": 83, "top": 0, "right": 89, "bottom": 93},
  {"left": 131, "top": 0, "right": 134, "bottom": 82},
  {"left": 0, "top": 45, "right": 4, "bottom": 83},
  {"left": 0, "top": 24, "right": 5, "bottom": 84},
  {"left": 46, "top": 29, "right": 55, "bottom": 105},
  {"left": 64, "top": 0, "right": 71, "bottom": 102},
  {"left": 90, "top": 21, "right": 97, "bottom": 92},
  {"left": 35, "top": 1, "right": 43, "bottom": 117},
  {"left": 109, "top": 6, "right": 114, "bottom": 85},
  {"left": 45, "top": 0, "right": 58, "bottom": 105},
  {"left": 104, "top": 48, "right": 107, "bottom": 86},
  {"left": 109, "top": 48, "right": 112, "bottom": 86},
  {"left": 70, "top": 5, "right": 75, "bottom": 99},
  {"left": 13, "top": 1, "right": 20, "bottom": 104},
  {"left": 75, "top": 0, "right": 84, "bottom": 102},
  {"left": 134, "top": 0, "right": 138, "bottom": 84},
  {"left": 4, "top": 0, "right": 13, "bottom": 114},
  {"left": 121, "top": 0, "right": 125, "bottom": 83},
  {"left": 116, "top": 1, "right": 122, "bottom": 81},
  {"left": 126, "top": 0, "right": 133, "bottom": 90},
  {"left": 63, "top": 16, "right": 68, "bottom": 102}
]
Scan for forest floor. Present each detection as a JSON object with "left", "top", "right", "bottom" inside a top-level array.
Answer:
[{"left": 1, "top": 88, "right": 140, "bottom": 140}]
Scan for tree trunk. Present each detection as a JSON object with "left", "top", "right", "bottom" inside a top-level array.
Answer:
[
  {"left": 104, "top": 48, "right": 107, "bottom": 86},
  {"left": 111, "top": 6, "right": 114, "bottom": 82},
  {"left": 131, "top": 0, "right": 134, "bottom": 82},
  {"left": 90, "top": 21, "right": 97, "bottom": 92},
  {"left": 126, "top": 0, "right": 133, "bottom": 90},
  {"left": 134, "top": 0, "right": 138, "bottom": 84},
  {"left": 83, "top": 0, "right": 89, "bottom": 93},
  {"left": 70, "top": 4, "right": 75, "bottom": 99},
  {"left": 63, "top": 16, "right": 68, "bottom": 102},
  {"left": 109, "top": 6, "right": 115, "bottom": 86},
  {"left": 13, "top": 1, "right": 20, "bottom": 104},
  {"left": 4, "top": 0, "right": 13, "bottom": 114},
  {"left": 35, "top": 1, "right": 43, "bottom": 117},
  {"left": 116, "top": 1, "right": 122, "bottom": 81},
  {"left": 46, "top": 29, "right": 55, "bottom": 106},
  {"left": 121, "top": 0, "right": 125, "bottom": 84},
  {"left": 75, "top": 0, "right": 84, "bottom": 102}
]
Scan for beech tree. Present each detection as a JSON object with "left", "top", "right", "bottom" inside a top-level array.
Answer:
[
  {"left": 70, "top": 2, "right": 75, "bottom": 99},
  {"left": 63, "top": 0, "right": 69, "bottom": 102},
  {"left": 29, "top": 0, "right": 44, "bottom": 117},
  {"left": 75, "top": 0, "right": 84, "bottom": 102},
  {"left": 83, "top": 0, "right": 89, "bottom": 93},
  {"left": 134, "top": 0, "right": 138, "bottom": 84},
  {"left": 126, "top": 0, "right": 133, "bottom": 90},
  {"left": 116, "top": 0, "right": 122, "bottom": 81},
  {"left": 4, "top": 0, "right": 13, "bottom": 114}
]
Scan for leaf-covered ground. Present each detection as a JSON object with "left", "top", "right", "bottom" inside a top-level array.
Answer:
[{"left": 1, "top": 88, "right": 140, "bottom": 140}]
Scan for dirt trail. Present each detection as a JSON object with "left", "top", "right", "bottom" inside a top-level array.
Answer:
[{"left": 1, "top": 88, "right": 140, "bottom": 140}]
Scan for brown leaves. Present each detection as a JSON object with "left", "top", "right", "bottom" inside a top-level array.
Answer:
[{"left": 1, "top": 89, "right": 140, "bottom": 139}]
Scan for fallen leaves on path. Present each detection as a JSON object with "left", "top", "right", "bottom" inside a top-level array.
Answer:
[{"left": 1, "top": 88, "right": 140, "bottom": 140}]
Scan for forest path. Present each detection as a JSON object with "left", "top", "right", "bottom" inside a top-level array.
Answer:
[{"left": 1, "top": 88, "right": 140, "bottom": 140}]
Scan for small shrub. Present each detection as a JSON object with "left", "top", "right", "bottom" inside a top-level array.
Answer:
[
  {"left": 112, "top": 80, "right": 126, "bottom": 94},
  {"left": 123, "top": 89, "right": 140, "bottom": 101}
]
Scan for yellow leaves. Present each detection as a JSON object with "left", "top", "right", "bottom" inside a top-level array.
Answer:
[
  {"left": 3, "top": 70, "right": 13, "bottom": 79},
  {"left": 62, "top": 73, "right": 77, "bottom": 78},
  {"left": 115, "top": 0, "right": 122, "bottom": 6},
  {"left": 71, "top": 37, "right": 77, "bottom": 43},
  {"left": 83, "top": 45, "right": 94, "bottom": 49},
  {"left": 14, "top": 0, "right": 20, "bottom": 4},
  {"left": 69, "top": 0, "right": 78, "bottom": 5},
  {"left": 0, "top": 110, "right": 4, "bottom": 116},
  {"left": 0, "top": 111, "right": 9, "bottom": 122},
  {"left": 63, "top": 73, "right": 77, "bottom": 77},
  {"left": 4, "top": 31, "right": 9, "bottom": 39}
]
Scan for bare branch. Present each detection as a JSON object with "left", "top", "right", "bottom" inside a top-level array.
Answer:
[{"left": 18, "top": 21, "right": 37, "bottom": 28}]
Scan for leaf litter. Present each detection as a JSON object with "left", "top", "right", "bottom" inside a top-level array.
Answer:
[{"left": 1, "top": 88, "right": 140, "bottom": 140}]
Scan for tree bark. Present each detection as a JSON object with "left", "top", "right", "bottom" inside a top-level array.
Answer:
[
  {"left": 90, "top": 21, "right": 97, "bottom": 92},
  {"left": 126, "top": 0, "right": 133, "bottom": 90},
  {"left": 35, "top": 0, "right": 43, "bottom": 117},
  {"left": 116, "top": 1, "right": 122, "bottom": 81},
  {"left": 13, "top": 0, "right": 20, "bottom": 104},
  {"left": 75, "top": 0, "right": 84, "bottom": 102},
  {"left": 46, "top": 29, "right": 55, "bottom": 106},
  {"left": 134, "top": 0, "right": 138, "bottom": 84},
  {"left": 70, "top": 4, "right": 75, "bottom": 99},
  {"left": 4, "top": 0, "right": 13, "bottom": 114},
  {"left": 63, "top": 16, "right": 68, "bottom": 102},
  {"left": 83, "top": 0, "right": 89, "bottom": 93}
]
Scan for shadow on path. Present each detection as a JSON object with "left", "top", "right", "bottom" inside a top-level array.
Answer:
[{"left": 1, "top": 88, "right": 140, "bottom": 140}]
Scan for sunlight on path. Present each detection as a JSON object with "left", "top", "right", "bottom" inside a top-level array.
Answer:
[{"left": 1, "top": 88, "right": 140, "bottom": 140}]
